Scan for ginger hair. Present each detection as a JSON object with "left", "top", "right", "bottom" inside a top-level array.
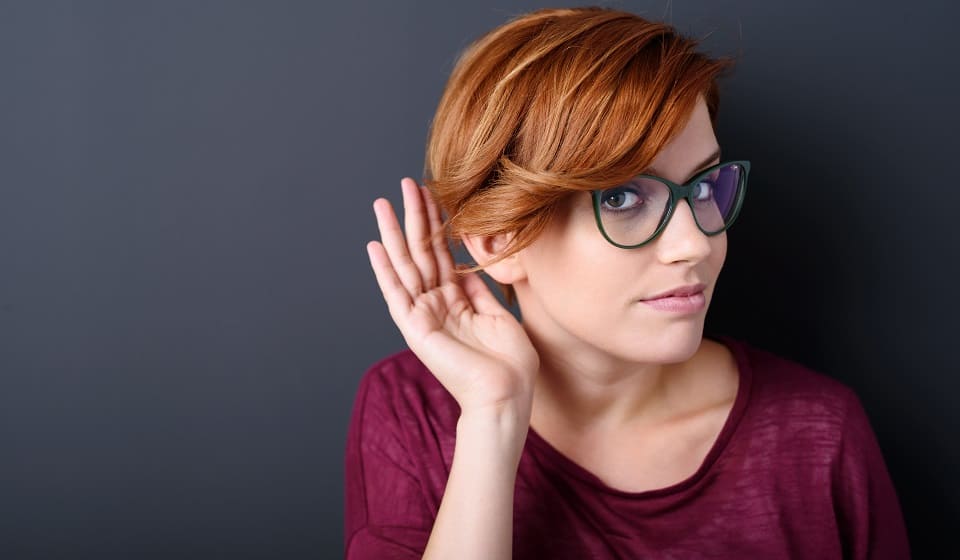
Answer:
[{"left": 422, "top": 6, "right": 737, "bottom": 303}]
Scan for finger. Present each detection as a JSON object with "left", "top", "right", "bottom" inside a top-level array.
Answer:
[
  {"left": 366, "top": 240, "right": 412, "bottom": 325},
  {"left": 373, "top": 196, "right": 423, "bottom": 295},
  {"left": 460, "top": 270, "right": 509, "bottom": 317},
  {"left": 421, "top": 185, "right": 455, "bottom": 285},
  {"left": 401, "top": 178, "right": 438, "bottom": 290}
]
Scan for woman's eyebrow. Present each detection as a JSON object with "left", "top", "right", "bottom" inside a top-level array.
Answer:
[{"left": 647, "top": 147, "right": 722, "bottom": 182}]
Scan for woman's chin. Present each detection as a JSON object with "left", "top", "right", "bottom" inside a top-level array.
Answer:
[{"left": 609, "top": 326, "right": 705, "bottom": 365}]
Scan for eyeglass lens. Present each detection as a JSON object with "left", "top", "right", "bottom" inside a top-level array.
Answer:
[{"left": 596, "top": 162, "right": 744, "bottom": 246}]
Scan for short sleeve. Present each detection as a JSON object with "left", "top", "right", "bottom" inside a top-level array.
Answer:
[
  {"left": 344, "top": 366, "right": 434, "bottom": 559},
  {"left": 832, "top": 390, "right": 911, "bottom": 559}
]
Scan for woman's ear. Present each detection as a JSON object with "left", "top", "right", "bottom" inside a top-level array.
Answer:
[{"left": 461, "top": 232, "right": 526, "bottom": 285}]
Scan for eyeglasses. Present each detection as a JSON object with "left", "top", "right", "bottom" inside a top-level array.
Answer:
[{"left": 590, "top": 160, "right": 750, "bottom": 249}]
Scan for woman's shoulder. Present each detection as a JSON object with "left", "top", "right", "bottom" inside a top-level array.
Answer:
[
  {"left": 352, "top": 348, "right": 460, "bottom": 428},
  {"left": 712, "top": 334, "right": 861, "bottom": 427},
  {"left": 360, "top": 348, "right": 449, "bottom": 394},
  {"left": 709, "top": 335, "right": 880, "bottom": 476},
  {"left": 362, "top": 347, "right": 433, "bottom": 385}
]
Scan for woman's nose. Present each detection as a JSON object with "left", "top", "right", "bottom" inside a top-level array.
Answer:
[{"left": 654, "top": 199, "right": 714, "bottom": 263}]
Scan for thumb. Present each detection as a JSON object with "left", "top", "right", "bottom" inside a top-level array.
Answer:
[{"left": 460, "top": 270, "right": 509, "bottom": 316}]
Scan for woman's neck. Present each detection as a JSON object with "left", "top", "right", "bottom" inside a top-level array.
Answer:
[{"left": 524, "top": 328, "right": 716, "bottom": 436}]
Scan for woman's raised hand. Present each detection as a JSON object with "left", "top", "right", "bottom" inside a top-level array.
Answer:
[{"left": 366, "top": 178, "right": 539, "bottom": 416}]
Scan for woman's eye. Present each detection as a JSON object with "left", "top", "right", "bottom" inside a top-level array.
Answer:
[
  {"left": 693, "top": 181, "right": 714, "bottom": 202},
  {"left": 601, "top": 188, "right": 643, "bottom": 210}
]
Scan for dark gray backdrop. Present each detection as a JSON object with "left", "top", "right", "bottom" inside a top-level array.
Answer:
[{"left": 2, "top": 1, "right": 956, "bottom": 558}]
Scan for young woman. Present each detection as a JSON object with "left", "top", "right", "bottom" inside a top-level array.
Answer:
[{"left": 345, "top": 7, "right": 910, "bottom": 559}]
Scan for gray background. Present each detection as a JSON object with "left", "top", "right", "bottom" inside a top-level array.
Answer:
[{"left": 1, "top": 0, "right": 956, "bottom": 558}]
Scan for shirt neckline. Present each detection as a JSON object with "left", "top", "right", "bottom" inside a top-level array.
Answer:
[{"left": 523, "top": 333, "right": 754, "bottom": 500}]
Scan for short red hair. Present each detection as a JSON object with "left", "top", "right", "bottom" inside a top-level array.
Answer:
[{"left": 423, "top": 7, "right": 736, "bottom": 302}]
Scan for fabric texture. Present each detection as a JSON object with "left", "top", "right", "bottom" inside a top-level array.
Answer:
[{"left": 344, "top": 334, "right": 911, "bottom": 559}]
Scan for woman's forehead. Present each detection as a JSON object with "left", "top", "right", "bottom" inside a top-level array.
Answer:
[{"left": 643, "top": 101, "right": 720, "bottom": 182}]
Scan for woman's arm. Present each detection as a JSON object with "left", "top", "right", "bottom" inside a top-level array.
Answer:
[
  {"left": 345, "top": 371, "right": 432, "bottom": 558},
  {"left": 423, "top": 405, "right": 528, "bottom": 559},
  {"left": 832, "top": 390, "right": 911, "bottom": 559},
  {"left": 361, "top": 178, "right": 540, "bottom": 559},
  {"left": 344, "top": 360, "right": 531, "bottom": 560}
]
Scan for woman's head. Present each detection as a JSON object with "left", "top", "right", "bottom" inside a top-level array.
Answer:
[{"left": 423, "top": 6, "right": 737, "bottom": 304}]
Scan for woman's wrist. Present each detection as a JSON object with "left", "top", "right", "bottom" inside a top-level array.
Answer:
[{"left": 457, "top": 400, "right": 532, "bottom": 464}]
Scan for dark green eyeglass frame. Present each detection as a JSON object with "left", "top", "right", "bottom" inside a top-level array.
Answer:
[{"left": 590, "top": 159, "right": 751, "bottom": 249}]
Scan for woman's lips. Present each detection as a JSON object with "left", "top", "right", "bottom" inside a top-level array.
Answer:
[{"left": 640, "top": 291, "right": 706, "bottom": 313}]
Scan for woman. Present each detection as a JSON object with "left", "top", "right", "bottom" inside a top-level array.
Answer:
[{"left": 345, "top": 7, "right": 910, "bottom": 559}]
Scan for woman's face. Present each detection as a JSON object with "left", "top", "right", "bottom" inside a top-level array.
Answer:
[{"left": 513, "top": 96, "right": 726, "bottom": 367}]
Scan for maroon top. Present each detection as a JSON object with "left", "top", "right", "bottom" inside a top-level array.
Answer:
[{"left": 344, "top": 335, "right": 911, "bottom": 559}]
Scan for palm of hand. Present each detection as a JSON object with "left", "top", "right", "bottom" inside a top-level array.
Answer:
[{"left": 367, "top": 178, "right": 539, "bottom": 413}]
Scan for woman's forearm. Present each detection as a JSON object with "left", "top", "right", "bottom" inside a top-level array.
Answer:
[{"left": 422, "top": 404, "right": 530, "bottom": 560}]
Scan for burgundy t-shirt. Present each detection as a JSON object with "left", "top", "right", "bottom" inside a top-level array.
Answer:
[{"left": 344, "top": 334, "right": 911, "bottom": 559}]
